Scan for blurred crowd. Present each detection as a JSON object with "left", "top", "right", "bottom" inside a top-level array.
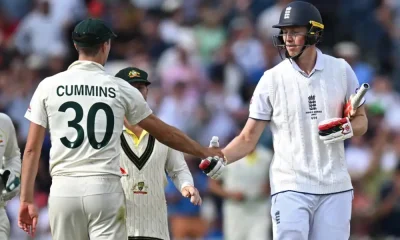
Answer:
[{"left": 1, "top": 0, "right": 400, "bottom": 239}]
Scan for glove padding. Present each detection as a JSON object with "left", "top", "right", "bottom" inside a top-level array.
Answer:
[
  {"left": 0, "top": 169, "right": 20, "bottom": 202},
  {"left": 199, "top": 136, "right": 226, "bottom": 179},
  {"left": 318, "top": 117, "right": 353, "bottom": 144},
  {"left": 199, "top": 156, "right": 226, "bottom": 179}
]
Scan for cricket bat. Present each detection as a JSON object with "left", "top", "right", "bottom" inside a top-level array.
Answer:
[{"left": 344, "top": 83, "right": 370, "bottom": 118}]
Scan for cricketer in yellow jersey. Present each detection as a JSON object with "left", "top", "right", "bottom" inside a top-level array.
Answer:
[
  {"left": 116, "top": 67, "right": 201, "bottom": 240},
  {"left": 18, "top": 18, "right": 222, "bottom": 240}
]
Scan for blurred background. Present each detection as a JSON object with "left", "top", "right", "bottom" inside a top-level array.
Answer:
[{"left": 1, "top": 0, "right": 400, "bottom": 239}]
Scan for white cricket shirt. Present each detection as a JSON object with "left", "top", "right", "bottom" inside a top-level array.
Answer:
[
  {"left": 0, "top": 113, "right": 21, "bottom": 207},
  {"left": 120, "top": 128, "right": 193, "bottom": 239},
  {"left": 25, "top": 61, "right": 152, "bottom": 177},
  {"left": 249, "top": 49, "right": 362, "bottom": 195}
]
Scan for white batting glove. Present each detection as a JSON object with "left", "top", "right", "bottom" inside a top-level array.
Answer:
[
  {"left": 0, "top": 169, "right": 20, "bottom": 202},
  {"left": 318, "top": 117, "right": 353, "bottom": 144},
  {"left": 199, "top": 136, "right": 226, "bottom": 179}
]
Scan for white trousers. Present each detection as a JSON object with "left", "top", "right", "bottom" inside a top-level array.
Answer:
[
  {"left": 271, "top": 190, "right": 353, "bottom": 240},
  {"left": 48, "top": 176, "right": 127, "bottom": 240},
  {"left": 0, "top": 208, "right": 10, "bottom": 240}
]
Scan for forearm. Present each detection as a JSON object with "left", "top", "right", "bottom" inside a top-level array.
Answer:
[
  {"left": 222, "top": 134, "right": 256, "bottom": 164},
  {"left": 351, "top": 114, "right": 368, "bottom": 136},
  {"left": 171, "top": 170, "right": 194, "bottom": 191},
  {"left": 20, "top": 149, "right": 41, "bottom": 203},
  {"left": 142, "top": 121, "right": 207, "bottom": 158}
]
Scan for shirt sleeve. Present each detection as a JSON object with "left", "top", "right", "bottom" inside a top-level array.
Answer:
[
  {"left": 24, "top": 81, "right": 48, "bottom": 128},
  {"left": 165, "top": 148, "right": 194, "bottom": 191},
  {"left": 344, "top": 60, "right": 365, "bottom": 107},
  {"left": 120, "top": 81, "right": 153, "bottom": 126},
  {"left": 249, "top": 73, "right": 273, "bottom": 121},
  {"left": 2, "top": 115, "right": 21, "bottom": 175}
]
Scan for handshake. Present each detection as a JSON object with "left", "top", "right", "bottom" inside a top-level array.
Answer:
[{"left": 199, "top": 136, "right": 226, "bottom": 179}]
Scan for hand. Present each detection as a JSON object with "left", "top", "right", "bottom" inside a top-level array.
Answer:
[
  {"left": 199, "top": 136, "right": 226, "bottom": 179},
  {"left": 18, "top": 201, "right": 38, "bottom": 237},
  {"left": 228, "top": 192, "right": 245, "bottom": 201},
  {"left": 203, "top": 147, "right": 224, "bottom": 159},
  {"left": 181, "top": 186, "right": 202, "bottom": 205},
  {"left": 0, "top": 169, "right": 20, "bottom": 202},
  {"left": 318, "top": 117, "right": 353, "bottom": 144}
]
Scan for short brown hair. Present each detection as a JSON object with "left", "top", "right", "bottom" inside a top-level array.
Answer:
[{"left": 76, "top": 44, "right": 102, "bottom": 57}]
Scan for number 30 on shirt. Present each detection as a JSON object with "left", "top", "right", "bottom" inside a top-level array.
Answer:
[{"left": 58, "top": 101, "right": 114, "bottom": 150}]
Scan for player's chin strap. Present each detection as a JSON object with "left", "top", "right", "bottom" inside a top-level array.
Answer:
[{"left": 286, "top": 45, "right": 309, "bottom": 61}]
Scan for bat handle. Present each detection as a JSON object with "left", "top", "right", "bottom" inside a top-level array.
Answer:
[
  {"left": 351, "top": 83, "right": 370, "bottom": 110},
  {"left": 209, "top": 136, "right": 219, "bottom": 148}
]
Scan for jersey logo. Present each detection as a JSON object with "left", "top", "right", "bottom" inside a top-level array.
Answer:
[
  {"left": 308, "top": 95, "right": 317, "bottom": 111},
  {"left": 132, "top": 181, "right": 149, "bottom": 194},
  {"left": 120, "top": 133, "right": 155, "bottom": 170},
  {"left": 128, "top": 70, "right": 140, "bottom": 78},
  {"left": 305, "top": 95, "right": 322, "bottom": 120},
  {"left": 275, "top": 211, "right": 280, "bottom": 224},
  {"left": 284, "top": 7, "right": 291, "bottom": 19}
]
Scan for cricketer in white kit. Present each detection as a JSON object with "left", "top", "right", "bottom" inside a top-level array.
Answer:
[
  {"left": 200, "top": 2, "right": 368, "bottom": 240},
  {"left": 18, "top": 19, "right": 222, "bottom": 240},
  {"left": 0, "top": 113, "right": 21, "bottom": 240},
  {"left": 115, "top": 67, "right": 202, "bottom": 240},
  {"left": 209, "top": 144, "right": 273, "bottom": 240}
]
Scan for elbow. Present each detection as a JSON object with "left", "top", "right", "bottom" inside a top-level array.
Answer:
[
  {"left": 354, "top": 116, "right": 368, "bottom": 136},
  {"left": 239, "top": 133, "right": 257, "bottom": 154},
  {"left": 23, "top": 146, "right": 39, "bottom": 159},
  {"left": 24, "top": 147, "right": 35, "bottom": 155}
]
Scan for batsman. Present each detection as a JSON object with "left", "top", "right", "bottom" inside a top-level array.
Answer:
[{"left": 200, "top": 1, "right": 369, "bottom": 239}]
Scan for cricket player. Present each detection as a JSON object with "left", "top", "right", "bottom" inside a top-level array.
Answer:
[
  {"left": 200, "top": 1, "right": 369, "bottom": 239},
  {"left": 209, "top": 143, "right": 273, "bottom": 240},
  {"left": 0, "top": 113, "right": 21, "bottom": 240},
  {"left": 17, "top": 18, "right": 222, "bottom": 240},
  {"left": 116, "top": 67, "right": 202, "bottom": 240}
]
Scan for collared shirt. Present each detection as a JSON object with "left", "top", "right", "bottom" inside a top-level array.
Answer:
[
  {"left": 120, "top": 127, "right": 194, "bottom": 239},
  {"left": 291, "top": 48, "right": 325, "bottom": 77},
  {"left": 120, "top": 127, "right": 193, "bottom": 191},
  {"left": 249, "top": 49, "right": 363, "bottom": 195},
  {"left": 125, "top": 128, "right": 148, "bottom": 147},
  {"left": 25, "top": 60, "right": 152, "bottom": 177}
]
